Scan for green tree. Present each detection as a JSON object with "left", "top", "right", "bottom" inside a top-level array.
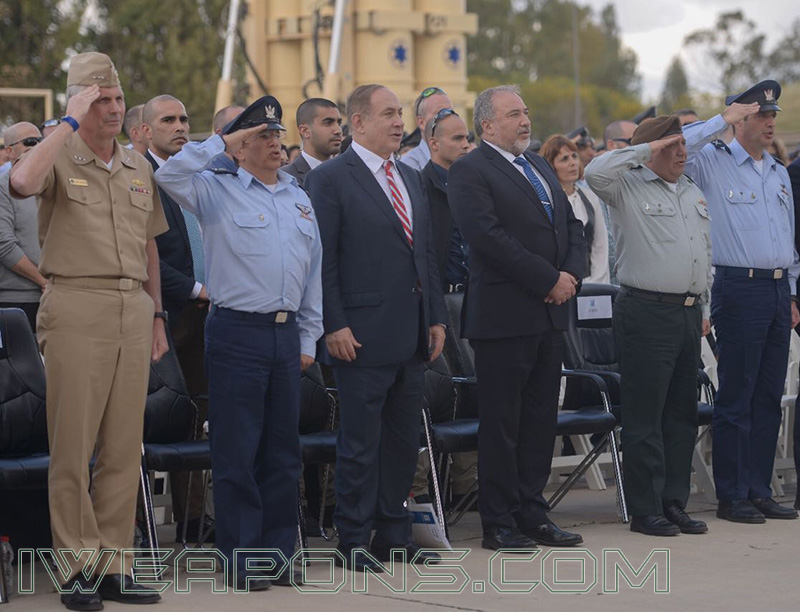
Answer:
[
  {"left": 660, "top": 56, "right": 692, "bottom": 112},
  {"left": 78, "top": 0, "right": 244, "bottom": 132},
  {"left": 0, "top": 0, "right": 87, "bottom": 126}
]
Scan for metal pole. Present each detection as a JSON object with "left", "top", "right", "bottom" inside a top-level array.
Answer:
[
  {"left": 572, "top": 3, "right": 581, "bottom": 127},
  {"left": 322, "top": 0, "right": 348, "bottom": 103},
  {"left": 215, "top": 0, "right": 242, "bottom": 112}
]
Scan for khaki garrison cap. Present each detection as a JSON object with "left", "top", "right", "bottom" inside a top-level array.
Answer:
[
  {"left": 631, "top": 115, "right": 682, "bottom": 146},
  {"left": 67, "top": 52, "right": 120, "bottom": 87}
]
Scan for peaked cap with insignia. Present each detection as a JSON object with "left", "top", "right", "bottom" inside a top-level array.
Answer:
[
  {"left": 222, "top": 95, "right": 286, "bottom": 135},
  {"left": 67, "top": 52, "right": 120, "bottom": 87},
  {"left": 724, "top": 79, "right": 781, "bottom": 112},
  {"left": 632, "top": 106, "right": 657, "bottom": 125}
]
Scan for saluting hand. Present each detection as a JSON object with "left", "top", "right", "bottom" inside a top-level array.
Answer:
[
  {"left": 325, "top": 327, "right": 362, "bottom": 362},
  {"left": 64, "top": 84, "right": 101, "bottom": 124},
  {"left": 221, "top": 124, "right": 267, "bottom": 156},
  {"left": 722, "top": 102, "right": 761, "bottom": 125},
  {"left": 649, "top": 133, "right": 685, "bottom": 155}
]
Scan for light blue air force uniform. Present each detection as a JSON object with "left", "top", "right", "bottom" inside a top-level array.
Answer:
[{"left": 684, "top": 114, "right": 798, "bottom": 502}]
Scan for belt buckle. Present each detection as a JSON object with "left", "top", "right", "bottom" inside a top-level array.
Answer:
[
  {"left": 683, "top": 296, "right": 696, "bottom": 307},
  {"left": 275, "top": 311, "right": 288, "bottom": 324},
  {"left": 119, "top": 278, "right": 134, "bottom": 290},
  {"left": 748, "top": 269, "right": 754, "bottom": 278},
  {"left": 774, "top": 269, "right": 783, "bottom": 279}
]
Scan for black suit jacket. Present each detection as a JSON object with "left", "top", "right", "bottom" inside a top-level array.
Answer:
[
  {"left": 146, "top": 151, "right": 195, "bottom": 326},
  {"left": 306, "top": 146, "right": 447, "bottom": 367},
  {"left": 283, "top": 153, "right": 312, "bottom": 190},
  {"left": 421, "top": 161, "right": 454, "bottom": 288},
  {"left": 447, "top": 141, "right": 587, "bottom": 339},
  {"left": 789, "top": 157, "right": 800, "bottom": 255}
]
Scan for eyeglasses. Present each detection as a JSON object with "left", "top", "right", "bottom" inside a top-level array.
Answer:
[
  {"left": 431, "top": 108, "right": 459, "bottom": 137},
  {"left": 41, "top": 119, "right": 61, "bottom": 129},
  {"left": 612, "top": 138, "right": 631, "bottom": 145},
  {"left": 415, "top": 87, "right": 447, "bottom": 115},
  {"left": 8, "top": 136, "right": 43, "bottom": 148}
]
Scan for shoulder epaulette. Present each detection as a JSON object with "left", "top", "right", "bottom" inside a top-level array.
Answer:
[
  {"left": 711, "top": 139, "right": 731, "bottom": 155},
  {"left": 209, "top": 166, "right": 237, "bottom": 175}
]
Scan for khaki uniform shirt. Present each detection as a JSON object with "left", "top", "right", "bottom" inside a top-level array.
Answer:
[
  {"left": 585, "top": 143, "right": 713, "bottom": 318},
  {"left": 27, "top": 132, "right": 168, "bottom": 281}
]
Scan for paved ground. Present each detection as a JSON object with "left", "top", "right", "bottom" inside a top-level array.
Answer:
[{"left": 5, "top": 483, "right": 799, "bottom": 611}]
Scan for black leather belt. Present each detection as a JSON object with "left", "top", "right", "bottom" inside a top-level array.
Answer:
[
  {"left": 715, "top": 266, "right": 787, "bottom": 280},
  {"left": 446, "top": 283, "right": 465, "bottom": 294},
  {"left": 621, "top": 285, "right": 700, "bottom": 307},
  {"left": 214, "top": 306, "right": 296, "bottom": 324}
]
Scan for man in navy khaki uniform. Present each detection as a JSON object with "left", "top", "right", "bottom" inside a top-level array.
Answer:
[
  {"left": 448, "top": 85, "right": 587, "bottom": 550},
  {"left": 586, "top": 116, "right": 712, "bottom": 536},
  {"left": 156, "top": 97, "right": 323, "bottom": 589},
  {"left": 306, "top": 84, "right": 447, "bottom": 572},
  {"left": 684, "top": 80, "right": 800, "bottom": 523}
]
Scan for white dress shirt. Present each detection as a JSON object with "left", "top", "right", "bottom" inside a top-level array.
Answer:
[
  {"left": 483, "top": 140, "right": 553, "bottom": 202},
  {"left": 301, "top": 150, "right": 323, "bottom": 171},
  {"left": 350, "top": 140, "right": 413, "bottom": 232}
]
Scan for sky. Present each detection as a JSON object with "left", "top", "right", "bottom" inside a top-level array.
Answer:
[{"left": 581, "top": 0, "right": 799, "bottom": 101}]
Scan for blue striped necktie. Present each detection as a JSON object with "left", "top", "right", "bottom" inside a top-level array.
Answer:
[
  {"left": 514, "top": 157, "right": 554, "bottom": 223},
  {"left": 180, "top": 208, "right": 205, "bottom": 283}
]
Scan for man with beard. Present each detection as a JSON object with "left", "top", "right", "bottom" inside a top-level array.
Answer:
[
  {"left": 447, "top": 85, "right": 587, "bottom": 550},
  {"left": 284, "top": 98, "right": 343, "bottom": 190}
]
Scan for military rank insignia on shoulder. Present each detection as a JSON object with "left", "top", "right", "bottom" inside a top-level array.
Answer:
[
  {"left": 712, "top": 140, "right": 731, "bottom": 155},
  {"left": 295, "top": 203, "right": 313, "bottom": 220},
  {"left": 209, "top": 166, "right": 237, "bottom": 175}
]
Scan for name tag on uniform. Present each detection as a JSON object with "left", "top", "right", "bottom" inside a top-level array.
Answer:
[
  {"left": 68, "top": 178, "right": 89, "bottom": 187},
  {"left": 577, "top": 295, "right": 613, "bottom": 321}
]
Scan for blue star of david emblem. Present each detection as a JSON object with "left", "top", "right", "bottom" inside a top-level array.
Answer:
[
  {"left": 447, "top": 45, "right": 461, "bottom": 65},
  {"left": 393, "top": 43, "right": 407, "bottom": 64}
]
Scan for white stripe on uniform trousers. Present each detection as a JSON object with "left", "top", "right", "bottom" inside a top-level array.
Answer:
[{"left": 384, "top": 160, "right": 413, "bottom": 246}]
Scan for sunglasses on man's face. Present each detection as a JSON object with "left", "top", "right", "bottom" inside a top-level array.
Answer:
[
  {"left": 9, "top": 137, "right": 43, "bottom": 148},
  {"left": 41, "top": 119, "right": 61, "bottom": 129},
  {"left": 431, "top": 108, "right": 459, "bottom": 137},
  {"left": 415, "top": 87, "right": 447, "bottom": 115},
  {"left": 612, "top": 138, "right": 632, "bottom": 145}
]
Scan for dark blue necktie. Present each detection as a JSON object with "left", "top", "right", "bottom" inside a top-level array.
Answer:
[{"left": 514, "top": 157, "right": 554, "bottom": 223}]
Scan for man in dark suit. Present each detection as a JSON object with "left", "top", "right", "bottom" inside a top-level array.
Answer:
[
  {"left": 306, "top": 84, "right": 447, "bottom": 571},
  {"left": 284, "top": 98, "right": 343, "bottom": 190},
  {"left": 448, "top": 85, "right": 587, "bottom": 550},
  {"left": 790, "top": 155, "right": 800, "bottom": 510},
  {"left": 142, "top": 94, "right": 212, "bottom": 542}
]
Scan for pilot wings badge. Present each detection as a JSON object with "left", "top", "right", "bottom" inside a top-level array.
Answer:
[
  {"left": 265, "top": 105, "right": 277, "bottom": 120},
  {"left": 295, "top": 202, "right": 313, "bottom": 220}
]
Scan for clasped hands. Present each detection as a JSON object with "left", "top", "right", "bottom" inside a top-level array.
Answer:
[{"left": 544, "top": 271, "right": 578, "bottom": 305}]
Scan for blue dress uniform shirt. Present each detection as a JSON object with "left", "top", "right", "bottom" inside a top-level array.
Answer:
[
  {"left": 154, "top": 134, "right": 323, "bottom": 357},
  {"left": 683, "top": 114, "right": 799, "bottom": 294}
]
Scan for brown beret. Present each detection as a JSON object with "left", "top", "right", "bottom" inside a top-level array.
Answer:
[
  {"left": 631, "top": 115, "right": 682, "bottom": 146},
  {"left": 67, "top": 52, "right": 120, "bottom": 88}
]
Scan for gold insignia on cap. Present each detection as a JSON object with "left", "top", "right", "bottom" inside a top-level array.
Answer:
[
  {"left": 764, "top": 89, "right": 775, "bottom": 102},
  {"left": 265, "top": 105, "right": 277, "bottom": 120}
]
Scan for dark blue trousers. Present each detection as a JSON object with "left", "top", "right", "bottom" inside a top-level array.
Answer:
[
  {"left": 332, "top": 362, "right": 424, "bottom": 549},
  {"left": 205, "top": 307, "right": 301, "bottom": 577},
  {"left": 711, "top": 274, "right": 790, "bottom": 500}
]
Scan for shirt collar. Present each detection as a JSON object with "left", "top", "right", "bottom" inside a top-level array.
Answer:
[
  {"left": 301, "top": 150, "right": 323, "bottom": 170},
  {"left": 730, "top": 137, "right": 776, "bottom": 170},
  {"left": 350, "top": 139, "right": 393, "bottom": 175},
  {"left": 431, "top": 161, "right": 449, "bottom": 187},
  {"left": 237, "top": 166, "right": 294, "bottom": 192},
  {"left": 484, "top": 139, "right": 520, "bottom": 165},
  {"left": 148, "top": 149, "right": 167, "bottom": 167}
]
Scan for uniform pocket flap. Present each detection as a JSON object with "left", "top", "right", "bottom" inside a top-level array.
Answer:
[
  {"left": 341, "top": 292, "right": 382, "bottom": 307},
  {"left": 233, "top": 211, "right": 269, "bottom": 228},
  {"left": 726, "top": 190, "right": 757, "bottom": 204},
  {"left": 65, "top": 184, "right": 102, "bottom": 205},
  {"left": 641, "top": 202, "right": 676, "bottom": 216},
  {"left": 294, "top": 215, "right": 315, "bottom": 238},
  {"left": 129, "top": 191, "right": 154, "bottom": 211}
]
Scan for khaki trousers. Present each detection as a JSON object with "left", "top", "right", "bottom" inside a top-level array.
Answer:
[{"left": 38, "top": 284, "right": 154, "bottom": 578}]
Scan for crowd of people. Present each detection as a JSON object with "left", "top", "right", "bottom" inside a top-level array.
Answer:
[{"left": 2, "top": 50, "right": 800, "bottom": 609}]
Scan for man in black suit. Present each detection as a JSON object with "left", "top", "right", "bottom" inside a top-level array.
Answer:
[
  {"left": 142, "top": 94, "right": 212, "bottom": 542},
  {"left": 306, "top": 84, "right": 447, "bottom": 571},
  {"left": 448, "top": 85, "right": 587, "bottom": 550},
  {"left": 789, "top": 155, "right": 800, "bottom": 510},
  {"left": 284, "top": 98, "right": 343, "bottom": 190}
]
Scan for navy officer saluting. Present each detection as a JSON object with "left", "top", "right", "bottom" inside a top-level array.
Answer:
[
  {"left": 683, "top": 80, "right": 800, "bottom": 523},
  {"left": 155, "top": 97, "right": 323, "bottom": 589}
]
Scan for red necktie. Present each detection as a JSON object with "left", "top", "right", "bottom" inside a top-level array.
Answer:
[{"left": 384, "top": 161, "right": 413, "bottom": 246}]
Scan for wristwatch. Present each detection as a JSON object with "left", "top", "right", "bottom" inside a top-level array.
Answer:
[{"left": 154, "top": 311, "right": 168, "bottom": 321}]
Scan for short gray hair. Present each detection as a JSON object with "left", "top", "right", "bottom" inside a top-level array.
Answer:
[
  {"left": 346, "top": 84, "right": 386, "bottom": 123},
  {"left": 65, "top": 84, "right": 87, "bottom": 105},
  {"left": 473, "top": 85, "right": 521, "bottom": 137}
]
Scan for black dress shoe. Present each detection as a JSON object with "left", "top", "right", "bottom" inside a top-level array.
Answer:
[
  {"left": 175, "top": 515, "right": 215, "bottom": 543},
  {"left": 522, "top": 521, "right": 583, "bottom": 547},
  {"left": 233, "top": 574, "right": 272, "bottom": 592},
  {"left": 630, "top": 515, "right": 680, "bottom": 536},
  {"left": 717, "top": 499, "right": 766, "bottom": 524},
  {"left": 60, "top": 574, "right": 103, "bottom": 611},
  {"left": 370, "top": 540, "right": 442, "bottom": 565},
  {"left": 481, "top": 526, "right": 537, "bottom": 551},
  {"left": 96, "top": 574, "right": 161, "bottom": 604},
  {"left": 333, "top": 546, "right": 385, "bottom": 573},
  {"left": 663, "top": 503, "right": 708, "bottom": 534},
  {"left": 750, "top": 497, "right": 799, "bottom": 519}
]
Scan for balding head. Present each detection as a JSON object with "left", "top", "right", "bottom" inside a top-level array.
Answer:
[
  {"left": 603, "top": 120, "right": 637, "bottom": 151},
  {"left": 142, "top": 95, "right": 182, "bottom": 125},
  {"left": 213, "top": 105, "right": 245, "bottom": 134},
  {"left": 123, "top": 104, "right": 147, "bottom": 155},
  {"left": 3, "top": 122, "right": 42, "bottom": 162}
]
